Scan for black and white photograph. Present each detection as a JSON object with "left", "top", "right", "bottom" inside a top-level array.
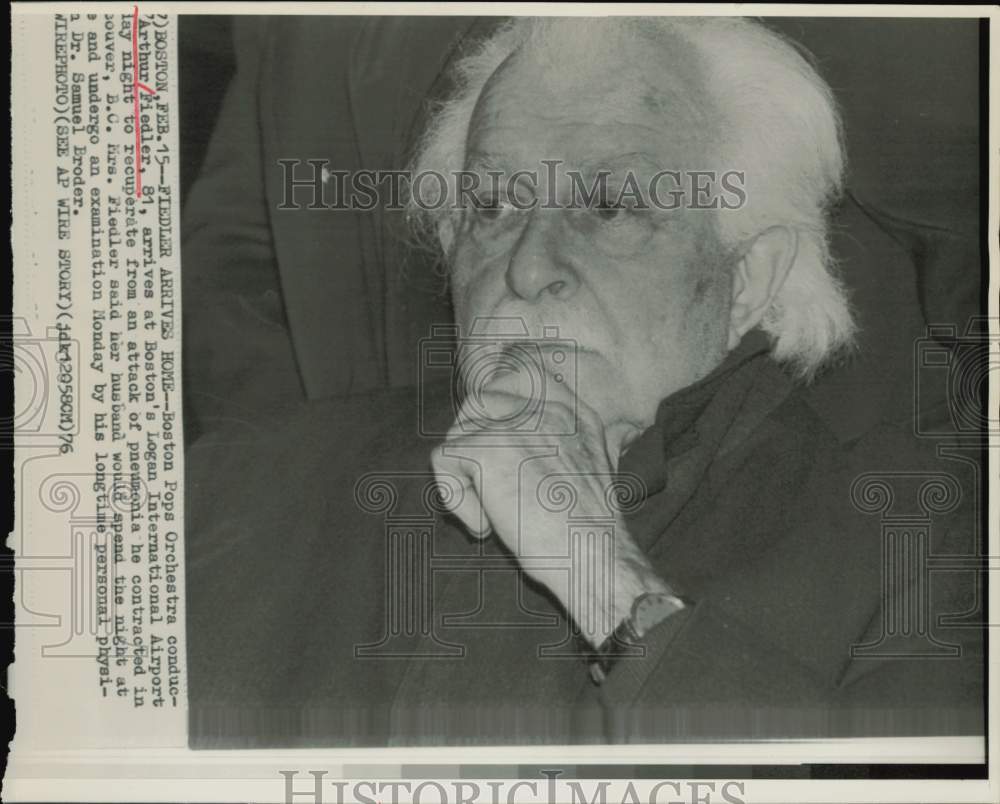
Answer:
[
  {"left": 179, "top": 12, "right": 989, "bottom": 750},
  {"left": 6, "top": 5, "right": 999, "bottom": 801}
]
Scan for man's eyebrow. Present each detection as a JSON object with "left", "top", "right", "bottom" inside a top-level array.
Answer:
[
  {"left": 462, "top": 151, "right": 673, "bottom": 182},
  {"left": 577, "top": 152, "right": 666, "bottom": 176}
]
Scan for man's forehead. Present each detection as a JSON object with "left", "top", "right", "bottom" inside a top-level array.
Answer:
[
  {"left": 465, "top": 148, "right": 671, "bottom": 180},
  {"left": 465, "top": 32, "right": 714, "bottom": 167},
  {"left": 511, "top": 20, "right": 704, "bottom": 91},
  {"left": 464, "top": 94, "right": 711, "bottom": 176}
]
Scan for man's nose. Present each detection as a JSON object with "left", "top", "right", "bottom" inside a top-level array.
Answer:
[{"left": 504, "top": 210, "right": 579, "bottom": 302}]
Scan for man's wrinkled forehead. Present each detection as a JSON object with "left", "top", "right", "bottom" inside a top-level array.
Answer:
[{"left": 465, "top": 24, "right": 714, "bottom": 165}]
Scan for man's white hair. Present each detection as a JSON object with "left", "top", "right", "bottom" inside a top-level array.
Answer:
[{"left": 407, "top": 16, "right": 856, "bottom": 377}]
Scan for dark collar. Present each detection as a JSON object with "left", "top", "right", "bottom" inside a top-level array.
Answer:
[{"left": 617, "top": 329, "right": 783, "bottom": 505}]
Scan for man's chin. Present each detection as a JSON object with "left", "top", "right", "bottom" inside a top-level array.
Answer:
[{"left": 571, "top": 375, "right": 648, "bottom": 464}]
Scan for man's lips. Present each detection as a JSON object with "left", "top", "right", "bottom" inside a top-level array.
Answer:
[
  {"left": 456, "top": 338, "right": 606, "bottom": 401},
  {"left": 498, "top": 340, "right": 598, "bottom": 359},
  {"left": 461, "top": 340, "right": 602, "bottom": 404}
]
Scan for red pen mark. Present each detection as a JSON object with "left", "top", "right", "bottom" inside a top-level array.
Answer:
[{"left": 132, "top": 5, "right": 157, "bottom": 197}]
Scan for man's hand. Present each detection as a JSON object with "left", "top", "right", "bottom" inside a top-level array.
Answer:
[{"left": 431, "top": 369, "right": 670, "bottom": 648}]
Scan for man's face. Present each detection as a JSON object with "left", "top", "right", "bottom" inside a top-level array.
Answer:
[{"left": 449, "top": 40, "right": 736, "bottom": 448}]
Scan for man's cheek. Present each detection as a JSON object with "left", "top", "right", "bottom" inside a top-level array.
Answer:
[
  {"left": 572, "top": 358, "right": 623, "bottom": 421},
  {"left": 449, "top": 252, "right": 509, "bottom": 314},
  {"left": 447, "top": 258, "right": 480, "bottom": 319}
]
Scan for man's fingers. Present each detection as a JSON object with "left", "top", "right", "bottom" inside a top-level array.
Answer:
[
  {"left": 431, "top": 445, "right": 492, "bottom": 539},
  {"left": 456, "top": 387, "right": 537, "bottom": 431}
]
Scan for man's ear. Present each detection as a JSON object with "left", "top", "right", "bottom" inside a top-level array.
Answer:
[{"left": 727, "top": 225, "right": 798, "bottom": 350}]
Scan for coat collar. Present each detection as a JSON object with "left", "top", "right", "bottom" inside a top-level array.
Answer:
[{"left": 618, "top": 331, "right": 777, "bottom": 492}]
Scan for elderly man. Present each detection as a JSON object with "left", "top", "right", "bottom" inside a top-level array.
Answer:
[{"left": 186, "top": 17, "right": 983, "bottom": 746}]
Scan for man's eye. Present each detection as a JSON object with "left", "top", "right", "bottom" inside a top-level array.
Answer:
[{"left": 594, "top": 200, "right": 627, "bottom": 221}]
